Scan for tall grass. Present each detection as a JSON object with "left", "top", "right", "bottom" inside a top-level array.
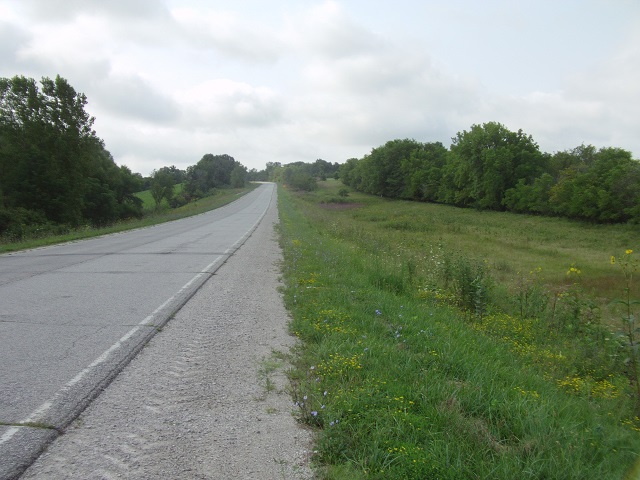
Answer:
[{"left": 278, "top": 180, "right": 640, "bottom": 479}]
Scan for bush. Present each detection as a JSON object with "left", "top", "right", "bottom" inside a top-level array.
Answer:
[{"left": 0, "top": 207, "right": 66, "bottom": 241}]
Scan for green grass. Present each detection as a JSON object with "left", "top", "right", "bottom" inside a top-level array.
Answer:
[
  {"left": 278, "top": 179, "right": 640, "bottom": 479},
  {"left": 0, "top": 184, "right": 258, "bottom": 254},
  {"left": 135, "top": 183, "right": 185, "bottom": 210}
]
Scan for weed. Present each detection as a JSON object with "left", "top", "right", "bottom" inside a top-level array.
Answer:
[{"left": 611, "top": 250, "right": 640, "bottom": 404}]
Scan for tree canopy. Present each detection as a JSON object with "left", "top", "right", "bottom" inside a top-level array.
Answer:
[
  {"left": 340, "top": 122, "right": 640, "bottom": 224},
  {"left": 0, "top": 75, "right": 143, "bottom": 236},
  {"left": 183, "top": 153, "right": 246, "bottom": 199}
]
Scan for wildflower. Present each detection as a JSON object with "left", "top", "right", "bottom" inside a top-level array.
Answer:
[
  {"left": 626, "top": 249, "right": 633, "bottom": 255},
  {"left": 566, "top": 265, "right": 581, "bottom": 276},
  {"left": 375, "top": 309, "right": 382, "bottom": 315},
  {"left": 611, "top": 256, "right": 616, "bottom": 265},
  {"left": 311, "top": 411, "right": 318, "bottom": 416}
]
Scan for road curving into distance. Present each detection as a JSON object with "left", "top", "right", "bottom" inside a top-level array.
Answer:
[{"left": 0, "top": 183, "right": 277, "bottom": 479}]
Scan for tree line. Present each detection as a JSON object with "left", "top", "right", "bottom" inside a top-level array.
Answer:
[
  {"left": 0, "top": 75, "right": 145, "bottom": 237},
  {"left": 265, "top": 159, "right": 341, "bottom": 191},
  {"left": 148, "top": 154, "right": 248, "bottom": 209},
  {"left": 339, "top": 122, "right": 640, "bottom": 223},
  {"left": 0, "top": 75, "right": 253, "bottom": 239}
]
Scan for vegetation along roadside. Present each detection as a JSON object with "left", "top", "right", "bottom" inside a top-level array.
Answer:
[
  {"left": 278, "top": 179, "right": 640, "bottom": 479},
  {"left": 0, "top": 184, "right": 257, "bottom": 254}
]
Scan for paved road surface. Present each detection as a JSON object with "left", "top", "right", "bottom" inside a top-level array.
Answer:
[
  {"left": 0, "top": 183, "right": 287, "bottom": 479},
  {"left": 18, "top": 184, "right": 312, "bottom": 479}
]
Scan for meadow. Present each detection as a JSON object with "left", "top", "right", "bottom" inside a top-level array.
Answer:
[
  {"left": 278, "top": 179, "right": 640, "bottom": 479},
  {"left": 134, "top": 182, "right": 185, "bottom": 211}
]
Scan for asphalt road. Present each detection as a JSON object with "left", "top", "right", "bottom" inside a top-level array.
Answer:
[{"left": 0, "top": 183, "right": 276, "bottom": 479}]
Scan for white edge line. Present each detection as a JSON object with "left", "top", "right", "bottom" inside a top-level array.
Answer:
[
  {"left": 0, "top": 254, "right": 225, "bottom": 446},
  {"left": 1, "top": 184, "right": 273, "bottom": 446}
]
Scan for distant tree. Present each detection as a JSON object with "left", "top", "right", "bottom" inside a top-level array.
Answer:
[
  {"left": 230, "top": 164, "right": 247, "bottom": 188},
  {"left": 150, "top": 169, "right": 175, "bottom": 209},
  {"left": 265, "top": 162, "right": 282, "bottom": 181},
  {"left": 338, "top": 158, "right": 362, "bottom": 189},
  {"left": 156, "top": 165, "right": 186, "bottom": 184},
  {"left": 282, "top": 164, "right": 317, "bottom": 191},
  {"left": 184, "top": 153, "right": 241, "bottom": 198}
]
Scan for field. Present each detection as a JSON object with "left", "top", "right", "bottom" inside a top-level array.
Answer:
[
  {"left": 278, "top": 179, "right": 640, "bottom": 479},
  {"left": 134, "top": 182, "right": 185, "bottom": 210}
]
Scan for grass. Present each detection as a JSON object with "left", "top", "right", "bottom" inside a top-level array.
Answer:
[
  {"left": 0, "top": 184, "right": 258, "bottom": 254},
  {"left": 135, "top": 183, "right": 185, "bottom": 211},
  {"left": 278, "top": 179, "right": 640, "bottom": 479}
]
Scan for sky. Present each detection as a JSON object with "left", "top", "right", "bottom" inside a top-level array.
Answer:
[{"left": 1, "top": 0, "right": 639, "bottom": 176}]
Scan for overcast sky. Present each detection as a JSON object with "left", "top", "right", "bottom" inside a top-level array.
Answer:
[{"left": 1, "top": 0, "right": 639, "bottom": 175}]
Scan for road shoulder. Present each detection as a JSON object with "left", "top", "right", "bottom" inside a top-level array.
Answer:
[{"left": 20, "top": 193, "right": 315, "bottom": 479}]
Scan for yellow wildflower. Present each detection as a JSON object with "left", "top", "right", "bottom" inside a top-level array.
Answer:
[
  {"left": 566, "top": 266, "right": 581, "bottom": 275},
  {"left": 626, "top": 249, "right": 633, "bottom": 255},
  {"left": 611, "top": 256, "right": 616, "bottom": 265}
]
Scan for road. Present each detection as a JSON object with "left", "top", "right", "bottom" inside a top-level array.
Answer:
[{"left": 0, "top": 183, "right": 291, "bottom": 479}]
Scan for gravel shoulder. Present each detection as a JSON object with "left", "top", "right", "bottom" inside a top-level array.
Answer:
[{"left": 20, "top": 195, "right": 315, "bottom": 479}]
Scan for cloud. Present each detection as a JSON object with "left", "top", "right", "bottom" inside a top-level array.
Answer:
[
  {"left": 176, "top": 79, "right": 284, "bottom": 130},
  {"left": 2, "top": 0, "right": 639, "bottom": 176},
  {"left": 0, "top": 21, "right": 32, "bottom": 73},
  {"left": 278, "top": 2, "right": 480, "bottom": 150},
  {"left": 91, "top": 75, "right": 180, "bottom": 123},
  {"left": 19, "top": 0, "right": 169, "bottom": 22},
  {"left": 170, "top": 7, "right": 284, "bottom": 63},
  {"left": 284, "top": 1, "right": 384, "bottom": 60}
]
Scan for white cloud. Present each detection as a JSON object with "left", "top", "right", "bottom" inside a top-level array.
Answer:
[
  {"left": 171, "top": 7, "right": 284, "bottom": 62},
  {"left": 1, "top": 0, "right": 639, "bottom": 175},
  {"left": 92, "top": 75, "right": 180, "bottom": 123}
]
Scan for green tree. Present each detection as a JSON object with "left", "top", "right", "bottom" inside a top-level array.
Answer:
[
  {"left": 184, "top": 153, "right": 242, "bottom": 198},
  {"left": 400, "top": 142, "right": 448, "bottom": 201},
  {"left": 448, "top": 122, "right": 545, "bottom": 210},
  {"left": 150, "top": 169, "right": 175, "bottom": 209},
  {"left": 282, "top": 164, "right": 317, "bottom": 191},
  {"left": 0, "top": 74, "right": 143, "bottom": 232},
  {"left": 230, "top": 164, "right": 247, "bottom": 188},
  {"left": 549, "top": 146, "right": 640, "bottom": 222}
]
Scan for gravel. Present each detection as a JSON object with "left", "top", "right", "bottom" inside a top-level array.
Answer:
[{"left": 20, "top": 196, "right": 315, "bottom": 479}]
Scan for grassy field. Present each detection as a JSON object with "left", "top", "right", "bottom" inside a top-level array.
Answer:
[
  {"left": 0, "top": 184, "right": 257, "bottom": 254},
  {"left": 278, "top": 179, "right": 640, "bottom": 479},
  {"left": 134, "top": 182, "right": 185, "bottom": 210}
]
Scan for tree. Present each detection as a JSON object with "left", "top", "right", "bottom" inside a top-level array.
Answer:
[
  {"left": 150, "top": 169, "right": 175, "bottom": 209},
  {"left": 0, "top": 75, "right": 143, "bottom": 232},
  {"left": 549, "top": 146, "right": 640, "bottom": 222},
  {"left": 400, "top": 142, "right": 448, "bottom": 201},
  {"left": 184, "top": 153, "right": 240, "bottom": 198},
  {"left": 282, "top": 164, "right": 317, "bottom": 191},
  {"left": 230, "top": 164, "right": 247, "bottom": 188},
  {"left": 448, "top": 122, "right": 545, "bottom": 210}
]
